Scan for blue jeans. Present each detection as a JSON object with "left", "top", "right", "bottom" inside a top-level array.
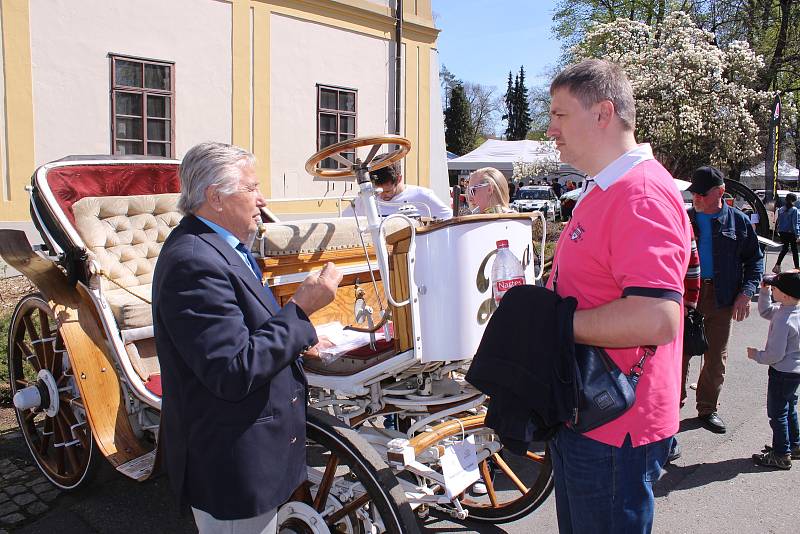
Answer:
[
  {"left": 767, "top": 367, "right": 800, "bottom": 455},
  {"left": 550, "top": 426, "right": 670, "bottom": 534}
]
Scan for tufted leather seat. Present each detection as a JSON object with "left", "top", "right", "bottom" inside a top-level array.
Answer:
[
  {"left": 72, "top": 193, "right": 182, "bottom": 330},
  {"left": 69, "top": 193, "right": 411, "bottom": 387},
  {"left": 259, "top": 216, "right": 415, "bottom": 256},
  {"left": 71, "top": 194, "right": 410, "bottom": 330}
]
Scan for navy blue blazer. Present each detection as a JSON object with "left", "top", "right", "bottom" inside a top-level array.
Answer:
[{"left": 152, "top": 215, "right": 318, "bottom": 520}]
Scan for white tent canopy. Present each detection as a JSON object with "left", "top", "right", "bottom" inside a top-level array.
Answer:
[
  {"left": 447, "top": 139, "right": 559, "bottom": 172},
  {"left": 741, "top": 160, "right": 799, "bottom": 182}
]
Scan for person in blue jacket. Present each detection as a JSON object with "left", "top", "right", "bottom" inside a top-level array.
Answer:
[{"left": 773, "top": 192, "right": 800, "bottom": 273}]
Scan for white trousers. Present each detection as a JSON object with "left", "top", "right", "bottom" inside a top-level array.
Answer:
[{"left": 191, "top": 507, "right": 277, "bottom": 534}]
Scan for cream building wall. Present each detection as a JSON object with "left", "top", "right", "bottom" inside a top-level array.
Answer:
[
  {"left": 29, "top": 0, "right": 232, "bottom": 165},
  {"left": 0, "top": 0, "right": 441, "bottom": 225},
  {"left": 269, "top": 13, "right": 393, "bottom": 200}
]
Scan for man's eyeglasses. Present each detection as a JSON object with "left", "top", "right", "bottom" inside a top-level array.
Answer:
[{"left": 467, "top": 183, "right": 490, "bottom": 197}]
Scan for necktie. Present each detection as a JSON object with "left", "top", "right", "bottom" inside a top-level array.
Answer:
[{"left": 235, "top": 243, "right": 281, "bottom": 310}]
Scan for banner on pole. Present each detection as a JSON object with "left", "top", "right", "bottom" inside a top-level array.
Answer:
[{"left": 765, "top": 94, "right": 781, "bottom": 206}]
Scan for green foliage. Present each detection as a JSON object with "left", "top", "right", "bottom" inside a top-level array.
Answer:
[
  {"left": 504, "top": 67, "right": 533, "bottom": 140},
  {"left": 439, "top": 63, "right": 459, "bottom": 110},
  {"left": 552, "top": 0, "right": 799, "bottom": 165},
  {"left": 445, "top": 83, "right": 476, "bottom": 155},
  {"left": 574, "top": 12, "right": 775, "bottom": 178}
]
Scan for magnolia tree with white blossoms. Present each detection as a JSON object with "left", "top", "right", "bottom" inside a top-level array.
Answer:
[
  {"left": 574, "top": 12, "right": 776, "bottom": 180},
  {"left": 512, "top": 142, "right": 560, "bottom": 182}
]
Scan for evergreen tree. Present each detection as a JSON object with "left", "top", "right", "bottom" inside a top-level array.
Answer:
[
  {"left": 512, "top": 66, "right": 532, "bottom": 140},
  {"left": 444, "top": 83, "right": 476, "bottom": 155},
  {"left": 503, "top": 71, "right": 515, "bottom": 139}
]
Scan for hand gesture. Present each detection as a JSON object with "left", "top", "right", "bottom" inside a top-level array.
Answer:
[
  {"left": 290, "top": 262, "right": 343, "bottom": 316},
  {"left": 302, "top": 335, "right": 336, "bottom": 360},
  {"left": 732, "top": 293, "right": 751, "bottom": 322},
  {"left": 746, "top": 347, "right": 758, "bottom": 360}
]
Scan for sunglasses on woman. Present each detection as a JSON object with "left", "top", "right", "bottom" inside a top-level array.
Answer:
[{"left": 467, "top": 182, "right": 490, "bottom": 198}]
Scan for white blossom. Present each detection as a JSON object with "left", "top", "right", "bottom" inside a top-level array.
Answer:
[{"left": 574, "top": 12, "right": 776, "bottom": 178}]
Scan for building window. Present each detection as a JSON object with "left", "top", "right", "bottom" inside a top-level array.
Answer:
[
  {"left": 317, "top": 85, "right": 357, "bottom": 169},
  {"left": 110, "top": 55, "right": 174, "bottom": 157}
]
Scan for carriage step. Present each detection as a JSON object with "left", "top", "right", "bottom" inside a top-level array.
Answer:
[{"left": 115, "top": 450, "right": 157, "bottom": 481}]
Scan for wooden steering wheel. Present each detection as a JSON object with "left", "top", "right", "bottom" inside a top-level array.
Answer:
[{"left": 304, "top": 134, "right": 411, "bottom": 180}]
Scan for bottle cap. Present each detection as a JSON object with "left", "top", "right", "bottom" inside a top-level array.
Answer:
[{"left": 496, "top": 240, "right": 509, "bottom": 248}]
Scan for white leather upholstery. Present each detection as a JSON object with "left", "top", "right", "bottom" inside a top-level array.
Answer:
[
  {"left": 71, "top": 194, "right": 181, "bottom": 330},
  {"left": 70, "top": 194, "right": 410, "bottom": 330}
]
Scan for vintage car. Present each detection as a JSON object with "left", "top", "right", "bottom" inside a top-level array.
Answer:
[
  {"left": 2, "top": 135, "right": 553, "bottom": 533},
  {"left": 511, "top": 186, "right": 561, "bottom": 221}
]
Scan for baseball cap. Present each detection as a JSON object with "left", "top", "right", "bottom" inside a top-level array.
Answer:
[
  {"left": 688, "top": 166, "right": 725, "bottom": 195},
  {"left": 764, "top": 271, "right": 800, "bottom": 299}
]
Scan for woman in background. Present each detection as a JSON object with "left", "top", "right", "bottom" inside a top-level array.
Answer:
[
  {"left": 774, "top": 192, "right": 800, "bottom": 273},
  {"left": 467, "top": 167, "right": 513, "bottom": 214}
]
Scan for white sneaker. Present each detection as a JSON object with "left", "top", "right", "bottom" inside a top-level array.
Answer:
[
  {"left": 472, "top": 482, "right": 488, "bottom": 495},
  {"left": 773, "top": 264, "right": 782, "bottom": 274}
]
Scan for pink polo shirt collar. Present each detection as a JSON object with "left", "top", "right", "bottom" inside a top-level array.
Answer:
[{"left": 574, "top": 144, "right": 655, "bottom": 210}]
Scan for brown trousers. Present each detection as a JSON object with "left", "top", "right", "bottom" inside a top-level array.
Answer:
[{"left": 681, "top": 280, "right": 734, "bottom": 415}]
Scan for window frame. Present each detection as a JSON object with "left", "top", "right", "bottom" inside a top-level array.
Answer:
[
  {"left": 110, "top": 53, "right": 175, "bottom": 158},
  {"left": 316, "top": 84, "right": 357, "bottom": 169}
]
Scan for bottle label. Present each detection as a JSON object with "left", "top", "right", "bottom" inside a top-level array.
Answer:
[{"left": 495, "top": 277, "right": 525, "bottom": 293}]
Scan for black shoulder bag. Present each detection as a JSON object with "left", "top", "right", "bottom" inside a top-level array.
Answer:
[
  {"left": 551, "top": 264, "right": 655, "bottom": 433},
  {"left": 572, "top": 344, "right": 655, "bottom": 433},
  {"left": 683, "top": 307, "right": 708, "bottom": 356}
]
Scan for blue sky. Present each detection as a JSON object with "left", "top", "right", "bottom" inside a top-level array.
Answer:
[{"left": 432, "top": 0, "right": 563, "bottom": 93}]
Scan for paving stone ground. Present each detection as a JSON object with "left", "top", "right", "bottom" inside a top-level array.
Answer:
[{"left": 0, "top": 442, "right": 61, "bottom": 530}]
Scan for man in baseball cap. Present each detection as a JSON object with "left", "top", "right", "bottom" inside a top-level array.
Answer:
[
  {"left": 687, "top": 166, "right": 725, "bottom": 195},
  {"left": 683, "top": 165, "right": 763, "bottom": 434}
]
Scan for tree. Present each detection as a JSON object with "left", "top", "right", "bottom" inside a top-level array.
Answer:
[
  {"left": 528, "top": 84, "right": 552, "bottom": 138},
  {"left": 574, "top": 12, "right": 774, "bottom": 179},
  {"left": 504, "top": 67, "right": 533, "bottom": 140},
  {"left": 512, "top": 142, "right": 560, "bottom": 181},
  {"left": 512, "top": 66, "right": 533, "bottom": 140},
  {"left": 439, "top": 64, "right": 459, "bottom": 109},
  {"left": 444, "top": 83, "right": 476, "bottom": 155},
  {"left": 463, "top": 82, "right": 502, "bottom": 141},
  {"left": 503, "top": 71, "right": 516, "bottom": 139},
  {"left": 552, "top": 1, "right": 800, "bottom": 165}
]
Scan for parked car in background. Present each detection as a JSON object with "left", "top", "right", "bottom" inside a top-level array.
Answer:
[
  {"left": 512, "top": 186, "right": 561, "bottom": 221},
  {"left": 754, "top": 189, "right": 793, "bottom": 209}
]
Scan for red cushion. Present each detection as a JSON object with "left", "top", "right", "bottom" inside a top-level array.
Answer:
[
  {"left": 45, "top": 164, "right": 180, "bottom": 225},
  {"left": 145, "top": 374, "right": 162, "bottom": 397},
  {"left": 344, "top": 339, "right": 394, "bottom": 358}
]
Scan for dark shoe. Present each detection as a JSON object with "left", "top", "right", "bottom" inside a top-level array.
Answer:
[
  {"left": 699, "top": 412, "right": 727, "bottom": 434},
  {"left": 666, "top": 441, "right": 682, "bottom": 464},
  {"left": 753, "top": 450, "right": 792, "bottom": 470},
  {"left": 762, "top": 444, "right": 800, "bottom": 460}
]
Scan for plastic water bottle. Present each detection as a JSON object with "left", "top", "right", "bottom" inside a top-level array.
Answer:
[{"left": 492, "top": 240, "right": 526, "bottom": 305}]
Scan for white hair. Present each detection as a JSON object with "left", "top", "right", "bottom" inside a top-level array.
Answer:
[{"left": 177, "top": 142, "right": 256, "bottom": 215}]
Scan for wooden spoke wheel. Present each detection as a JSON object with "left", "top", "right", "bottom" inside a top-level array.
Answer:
[
  {"left": 460, "top": 436, "right": 553, "bottom": 523},
  {"left": 282, "top": 409, "right": 420, "bottom": 534},
  {"left": 7, "top": 293, "right": 97, "bottom": 490},
  {"left": 304, "top": 134, "right": 411, "bottom": 180},
  {"left": 406, "top": 416, "right": 553, "bottom": 524}
]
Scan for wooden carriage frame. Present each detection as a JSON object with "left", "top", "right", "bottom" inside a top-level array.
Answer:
[{"left": 3, "top": 141, "right": 554, "bottom": 532}]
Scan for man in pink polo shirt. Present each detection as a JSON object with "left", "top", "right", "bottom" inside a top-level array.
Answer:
[{"left": 546, "top": 59, "right": 691, "bottom": 533}]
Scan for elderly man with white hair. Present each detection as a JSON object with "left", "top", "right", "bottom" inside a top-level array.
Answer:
[{"left": 153, "top": 142, "right": 342, "bottom": 533}]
